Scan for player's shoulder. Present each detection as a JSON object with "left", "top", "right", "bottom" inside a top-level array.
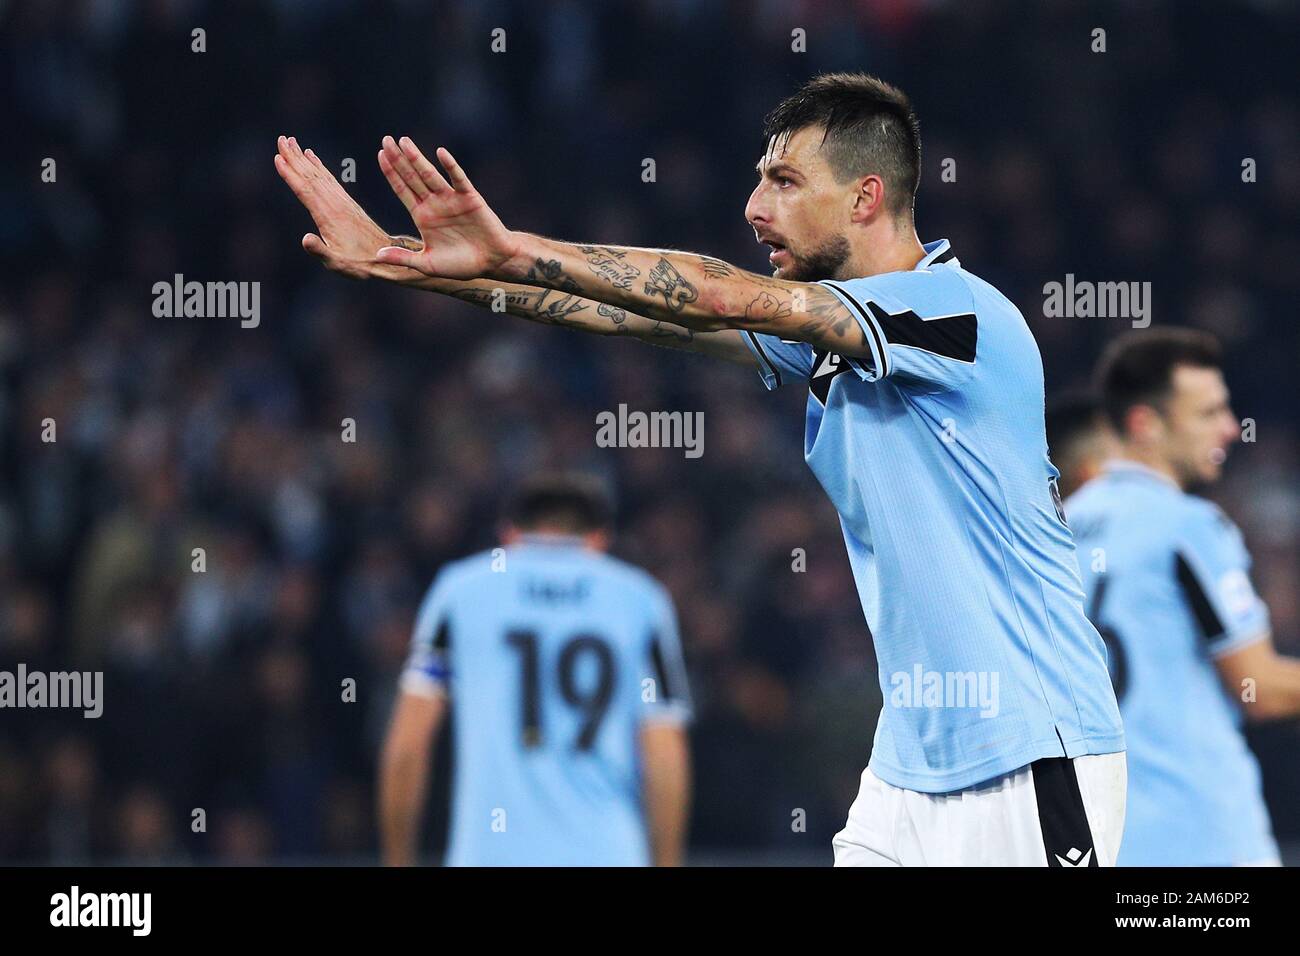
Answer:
[
  {"left": 823, "top": 261, "right": 975, "bottom": 318},
  {"left": 1175, "top": 493, "right": 1245, "bottom": 548},
  {"left": 428, "top": 548, "right": 499, "bottom": 593},
  {"left": 584, "top": 551, "right": 672, "bottom": 604},
  {"left": 1063, "top": 474, "right": 1105, "bottom": 516},
  {"left": 1065, "top": 469, "right": 1183, "bottom": 533}
]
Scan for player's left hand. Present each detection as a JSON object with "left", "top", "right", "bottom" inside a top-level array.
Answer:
[
  {"left": 374, "top": 136, "right": 519, "bottom": 279},
  {"left": 274, "top": 135, "right": 421, "bottom": 283}
]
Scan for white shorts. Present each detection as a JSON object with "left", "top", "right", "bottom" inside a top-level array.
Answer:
[{"left": 832, "top": 752, "right": 1127, "bottom": 867}]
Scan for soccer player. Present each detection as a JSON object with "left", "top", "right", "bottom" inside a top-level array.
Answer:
[
  {"left": 378, "top": 474, "right": 692, "bottom": 866},
  {"left": 1045, "top": 391, "right": 1120, "bottom": 500},
  {"left": 1064, "top": 330, "right": 1300, "bottom": 866},
  {"left": 279, "top": 72, "right": 1125, "bottom": 866}
]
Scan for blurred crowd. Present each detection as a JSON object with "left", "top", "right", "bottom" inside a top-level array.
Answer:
[{"left": 0, "top": 0, "right": 1297, "bottom": 862}]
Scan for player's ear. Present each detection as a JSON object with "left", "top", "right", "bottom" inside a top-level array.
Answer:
[
  {"left": 1125, "top": 404, "right": 1164, "bottom": 446},
  {"left": 850, "top": 174, "right": 885, "bottom": 224}
]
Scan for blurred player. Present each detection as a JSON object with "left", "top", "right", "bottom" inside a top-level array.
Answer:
[
  {"left": 280, "top": 73, "right": 1125, "bottom": 866},
  {"left": 1045, "top": 391, "right": 1120, "bottom": 500},
  {"left": 1065, "top": 329, "right": 1300, "bottom": 866},
  {"left": 378, "top": 473, "right": 692, "bottom": 866}
]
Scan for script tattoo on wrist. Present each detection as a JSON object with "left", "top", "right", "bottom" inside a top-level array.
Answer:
[
  {"left": 580, "top": 246, "right": 641, "bottom": 290},
  {"left": 450, "top": 286, "right": 589, "bottom": 324},
  {"left": 644, "top": 257, "right": 699, "bottom": 313}
]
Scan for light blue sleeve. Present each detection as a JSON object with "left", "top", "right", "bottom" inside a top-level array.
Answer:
[
  {"left": 740, "top": 331, "right": 814, "bottom": 390},
  {"left": 639, "top": 584, "right": 693, "bottom": 725},
  {"left": 817, "top": 269, "right": 979, "bottom": 390},
  {"left": 399, "top": 569, "right": 456, "bottom": 697},
  {"left": 1175, "top": 505, "right": 1270, "bottom": 657}
]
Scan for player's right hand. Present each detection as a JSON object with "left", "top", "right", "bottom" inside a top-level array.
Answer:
[{"left": 274, "top": 135, "right": 423, "bottom": 283}]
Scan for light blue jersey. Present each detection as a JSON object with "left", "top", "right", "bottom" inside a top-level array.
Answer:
[
  {"left": 400, "top": 535, "right": 692, "bottom": 866},
  {"left": 1066, "top": 460, "right": 1278, "bottom": 865},
  {"left": 742, "top": 239, "right": 1124, "bottom": 793}
]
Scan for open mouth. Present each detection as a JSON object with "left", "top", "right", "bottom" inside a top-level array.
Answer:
[{"left": 762, "top": 239, "right": 789, "bottom": 266}]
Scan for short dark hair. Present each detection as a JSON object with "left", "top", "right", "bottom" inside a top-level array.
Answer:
[
  {"left": 504, "top": 472, "right": 614, "bottom": 534},
  {"left": 1095, "top": 328, "right": 1223, "bottom": 434},
  {"left": 762, "top": 72, "right": 921, "bottom": 217},
  {"left": 1046, "top": 390, "right": 1107, "bottom": 461}
]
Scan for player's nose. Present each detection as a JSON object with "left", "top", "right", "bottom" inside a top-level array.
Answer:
[
  {"left": 1221, "top": 411, "right": 1241, "bottom": 443},
  {"left": 744, "top": 183, "right": 770, "bottom": 227}
]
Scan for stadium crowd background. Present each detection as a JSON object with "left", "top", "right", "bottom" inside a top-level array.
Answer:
[{"left": 0, "top": 0, "right": 1296, "bottom": 863}]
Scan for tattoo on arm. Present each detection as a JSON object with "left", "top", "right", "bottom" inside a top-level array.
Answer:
[
  {"left": 525, "top": 258, "right": 585, "bottom": 294},
  {"left": 698, "top": 256, "right": 736, "bottom": 279},
  {"left": 646, "top": 321, "right": 695, "bottom": 343},
  {"left": 533, "top": 290, "right": 589, "bottom": 322},
  {"left": 580, "top": 246, "right": 642, "bottom": 290},
  {"left": 644, "top": 257, "right": 699, "bottom": 313},
  {"left": 742, "top": 291, "right": 793, "bottom": 325},
  {"left": 792, "top": 287, "right": 865, "bottom": 350},
  {"left": 598, "top": 302, "right": 629, "bottom": 331},
  {"left": 449, "top": 285, "right": 589, "bottom": 324}
]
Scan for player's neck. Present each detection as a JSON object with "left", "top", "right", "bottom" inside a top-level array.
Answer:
[
  {"left": 1115, "top": 447, "right": 1186, "bottom": 491},
  {"left": 841, "top": 222, "right": 926, "bottom": 280}
]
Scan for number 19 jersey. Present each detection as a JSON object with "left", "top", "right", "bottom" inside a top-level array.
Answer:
[{"left": 400, "top": 535, "right": 692, "bottom": 866}]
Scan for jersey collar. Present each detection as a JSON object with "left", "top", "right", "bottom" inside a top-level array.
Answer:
[
  {"left": 513, "top": 532, "right": 590, "bottom": 548},
  {"left": 1101, "top": 458, "right": 1182, "bottom": 490},
  {"left": 916, "top": 238, "right": 958, "bottom": 271}
]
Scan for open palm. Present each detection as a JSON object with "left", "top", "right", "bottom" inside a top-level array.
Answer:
[
  {"left": 274, "top": 135, "right": 419, "bottom": 282},
  {"left": 375, "top": 136, "right": 517, "bottom": 280}
]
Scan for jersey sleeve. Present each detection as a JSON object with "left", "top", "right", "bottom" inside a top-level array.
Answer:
[
  {"left": 1174, "top": 506, "right": 1270, "bottom": 657},
  {"left": 816, "top": 268, "right": 978, "bottom": 390},
  {"left": 399, "top": 570, "right": 456, "bottom": 698},
  {"left": 740, "top": 331, "right": 814, "bottom": 390},
  {"left": 640, "top": 585, "right": 693, "bottom": 725}
]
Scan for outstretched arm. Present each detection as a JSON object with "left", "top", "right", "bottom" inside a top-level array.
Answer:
[
  {"left": 274, "top": 136, "right": 754, "bottom": 366},
  {"left": 424, "top": 276, "right": 756, "bottom": 364},
  {"left": 372, "top": 136, "right": 869, "bottom": 358}
]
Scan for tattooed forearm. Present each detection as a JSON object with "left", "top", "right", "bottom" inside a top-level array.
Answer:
[
  {"left": 525, "top": 258, "right": 585, "bottom": 294},
  {"left": 533, "top": 290, "right": 588, "bottom": 322},
  {"left": 742, "top": 290, "right": 793, "bottom": 325},
  {"left": 580, "top": 246, "right": 642, "bottom": 290},
  {"left": 450, "top": 285, "right": 589, "bottom": 324},
  {"left": 796, "top": 315, "right": 856, "bottom": 340},
  {"left": 498, "top": 234, "right": 865, "bottom": 355},
  {"left": 698, "top": 256, "right": 736, "bottom": 279},
  {"left": 646, "top": 321, "right": 695, "bottom": 342},
  {"left": 450, "top": 286, "right": 536, "bottom": 309},
  {"left": 598, "top": 302, "right": 630, "bottom": 331},
  {"left": 430, "top": 275, "right": 753, "bottom": 364},
  {"left": 644, "top": 257, "right": 699, "bottom": 313}
]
